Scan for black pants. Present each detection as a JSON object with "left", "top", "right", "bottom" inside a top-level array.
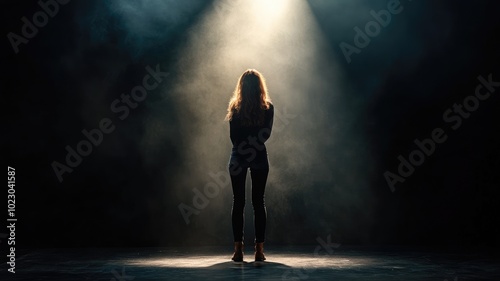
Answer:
[{"left": 229, "top": 151, "right": 269, "bottom": 243}]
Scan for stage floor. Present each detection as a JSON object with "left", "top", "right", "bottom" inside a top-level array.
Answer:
[{"left": 1, "top": 246, "right": 498, "bottom": 280}]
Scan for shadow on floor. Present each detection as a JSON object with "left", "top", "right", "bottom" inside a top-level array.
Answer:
[{"left": 207, "top": 260, "right": 291, "bottom": 270}]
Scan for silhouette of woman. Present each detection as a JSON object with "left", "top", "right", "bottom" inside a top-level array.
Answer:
[{"left": 226, "top": 69, "right": 274, "bottom": 262}]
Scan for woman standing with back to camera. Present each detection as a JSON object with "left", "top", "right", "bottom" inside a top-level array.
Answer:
[{"left": 226, "top": 69, "right": 274, "bottom": 262}]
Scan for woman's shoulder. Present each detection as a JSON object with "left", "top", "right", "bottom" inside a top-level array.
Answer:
[
  {"left": 265, "top": 102, "right": 274, "bottom": 119},
  {"left": 267, "top": 102, "right": 274, "bottom": 111}
]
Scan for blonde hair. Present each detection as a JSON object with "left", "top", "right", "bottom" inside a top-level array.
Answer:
[{"left": 226, "top": 69, "right": 272, "bottom": 126}]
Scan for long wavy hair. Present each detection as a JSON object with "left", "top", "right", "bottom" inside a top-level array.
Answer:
[{"left": 226, "top": 69, "right": 272, "bottom": 126}]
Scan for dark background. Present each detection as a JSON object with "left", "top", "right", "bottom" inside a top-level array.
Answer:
[{"left": 2, "top": 0, "right": 499, "bottom": 253}]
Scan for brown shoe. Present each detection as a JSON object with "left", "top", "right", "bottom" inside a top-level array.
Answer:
[
  {"left": 254, "top": 242, "right": 266, "bottom": 261},
  {"left": 231, "top": 242, "right": 244, "bottom": 262}
]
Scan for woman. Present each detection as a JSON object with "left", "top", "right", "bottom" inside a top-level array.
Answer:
[{"left": 226, "top": 69, "right": 274, "bottom": 262}]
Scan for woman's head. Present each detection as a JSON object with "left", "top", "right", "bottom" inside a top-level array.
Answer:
[{"left": 226, "top": 69, "right": 272, "bottom": 125}]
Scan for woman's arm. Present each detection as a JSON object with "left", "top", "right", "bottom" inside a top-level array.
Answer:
[
  {"left": 230, "top": 119, "right": 237, "bottom": 145},
  {"left": 260, "top": 104, "right": 274, "bottom": 143}
]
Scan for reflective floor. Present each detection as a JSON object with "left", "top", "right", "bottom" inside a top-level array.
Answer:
[{"left": 1, "top": 246, "right": 498, "bottom": 280}]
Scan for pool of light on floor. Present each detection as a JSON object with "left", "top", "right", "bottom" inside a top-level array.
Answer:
[{"left": 123, "top": 253, "right": 377, "bottom": 269}]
